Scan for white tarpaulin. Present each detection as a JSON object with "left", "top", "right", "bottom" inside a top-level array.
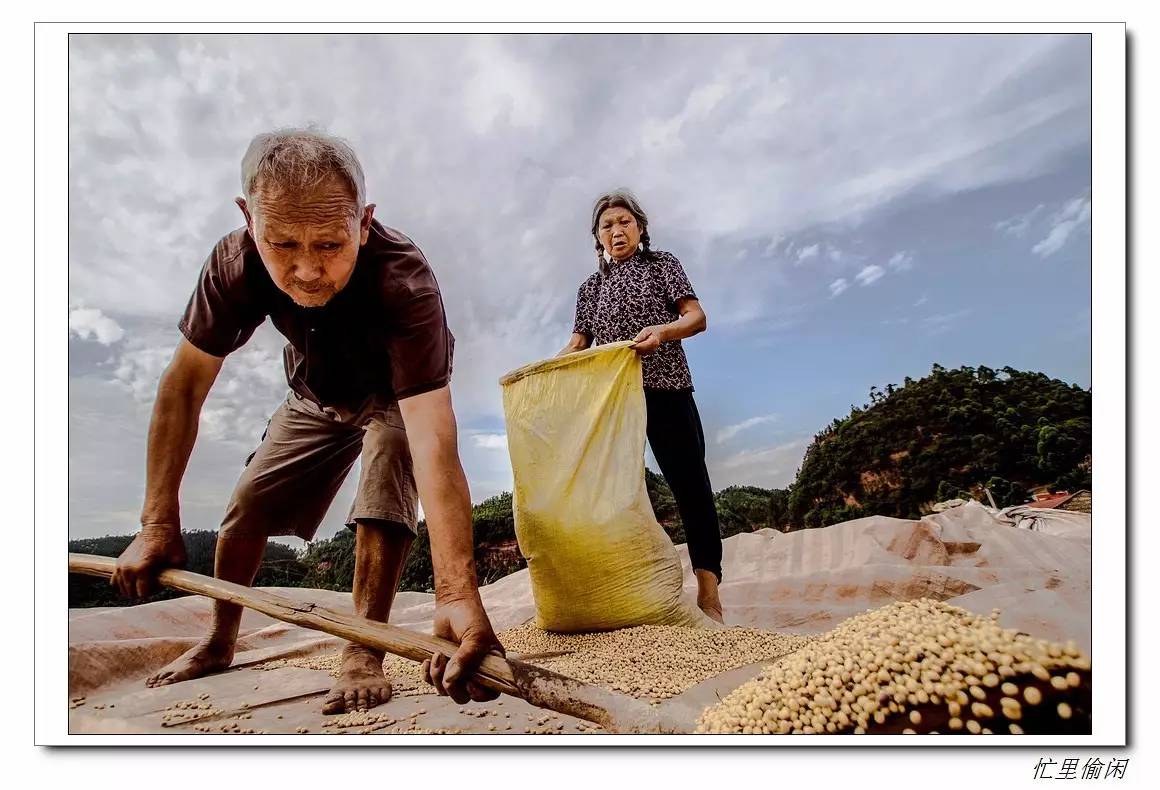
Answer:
[{"left": 68, "top": 501, "right": 1091, "bottom": 734}]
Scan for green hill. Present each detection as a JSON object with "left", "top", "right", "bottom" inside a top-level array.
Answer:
[{"left": 786, "top": 364, "right": 1091, "bottom": 528}]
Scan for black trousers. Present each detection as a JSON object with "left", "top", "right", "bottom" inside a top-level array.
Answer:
[{"left": 644, "top": 388, "right": 723, "bottom": 582}]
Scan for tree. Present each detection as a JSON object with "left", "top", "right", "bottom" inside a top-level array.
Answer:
[
  {"left": 768, "top": 488, "right": 790, "bottom": 532},
  {"left": 935, "top": 480, "right": 960, "bottom": 503},
  {"left": 787, "top": 365, "right": 1091, "bottom": 526},
  {"left": 646, "top": 469, "right": 683, "bottom": 542},
  {"left": 715, "top": 486, "right": 774, "bottom": 537},
  {"left": 984, "top": 476, "right": 1023, "bottom": 508},
  {"left": 471, "top": 493, "right": 515, "bottom": 546},
  {"left": 300, "top": 529, "right": 357, "bottom": 590}
]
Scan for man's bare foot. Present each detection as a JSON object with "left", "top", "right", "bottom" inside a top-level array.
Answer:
[
  {"left": 695, "top": 569, "right": 725, "bottom": 624},
  {"left": 146, "top": 638, "right": 234, "bottom": 688},
  {"left": 322, "top": 645, "right": 393, "bottom": 714}
]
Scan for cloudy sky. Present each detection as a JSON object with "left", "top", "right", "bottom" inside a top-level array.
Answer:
[{"left": 67, "top": 33, "right": 1092, "bottom": 545}]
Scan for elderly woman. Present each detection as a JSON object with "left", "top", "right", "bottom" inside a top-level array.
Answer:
[{"left": 559, "top": 190, "right": 724, "bottom": 623}]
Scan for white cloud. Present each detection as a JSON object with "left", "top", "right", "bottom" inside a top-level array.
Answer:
[
  {"left": 855, "top": 264, "right": 885, "bottom": 286},
  {"left": 887, "top": 251, "right": 914, "bottom": 272},
  {"left": 64, "top": 34, "right": 1094, "bottom": 538},
  {"left": 463, "top": 37, "right": 546, "bottom": 135},
  {"left": 66, "top": 34, "right": 1094, "bottom": 362},
  {"left": 471, "top": 433, "right": 508, "bottom": 450},
  {"left": 914, "top": 294, "right": 929, "bottom": 307},
  {"left": 110, "top": 324, "right": 287, "bottom": 445},
  {"left": 711, "top": 438, "right": 811, "bottom": 489},
  {"left": 68, "top": 307, "right": 125, "bottom": 345},
  {"left": 994, "top": 203, "right": 1045, "bottom": 237},
  {"left": 997, "top": 196, "right": 1090, "bottom": 258},
  {"left": 642, "top": 78, "right": 734, "bottom": 153},
  {"left": 796, "top": 243, "right": 820, "bottom": 263},
  {"left": 1059, "top": 196, "right": 1090, "bottom": 220},
  {"left": 1032, "top": 196, "right": 1091, "bottom": 258},
  {"left": 69, "top": 34, "right": 1092, "bottom": 338},
  {"left": 716, "top": 414, "right": 778, "bottom": 445},
  {"left": 827, "top": 245, "right": 844, "bottom": 263},
  {"left": 920, "top": 309, "right": 972, "bottom": 335},
  {"left": 197, "top": 339, "right": 289, "bottom": 444},
  {"left": 112, "top": 341, "right": 173, "bottom": 401}
]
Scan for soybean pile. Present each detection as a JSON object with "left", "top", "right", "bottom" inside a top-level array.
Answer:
[
  {"left": 501, "top": 622, "right": 813, "bottom": 700},
  {"left": 259, "top": 622, "right": 813, "bottom": 702},
  {"left": 696, "top": 599, "right": 1091, "bottom": 735}
]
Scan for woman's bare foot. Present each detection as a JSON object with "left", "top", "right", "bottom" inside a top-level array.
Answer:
[
  {"left": 322, "top": 645, "right": 393, "bottom": 714},
  {"left": 146, "top": 638, "right": 235, "bottom": 687},
  {"left": 695, "top": 569, "right": 725, "bottom": 624}
]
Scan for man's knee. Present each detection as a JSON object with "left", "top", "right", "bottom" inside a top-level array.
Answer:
[
  {"left": 351, "top": 517, "right": 415, "bottom": 543},
  {"left": 220, "top": 490, "right": 273, "bottom": 541}
]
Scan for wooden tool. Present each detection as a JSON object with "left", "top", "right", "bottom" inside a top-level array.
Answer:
[{"left": 68, "top": 553, "right": 698, "bottom": 734}]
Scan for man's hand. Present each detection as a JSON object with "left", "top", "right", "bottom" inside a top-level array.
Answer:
[
  {"left": 111, "top": 525, "right": 188, "bottom": 599},
  {"left": 422, "top": 597, "right": 506, "bottom": 705},
  {"left": 631, "top": 325, "right": 666, "bottom": 355}
]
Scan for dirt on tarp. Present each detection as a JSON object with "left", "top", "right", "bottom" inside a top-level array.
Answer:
[{"left": 67, "top": 501, "right": 1091, "bottom": 735}]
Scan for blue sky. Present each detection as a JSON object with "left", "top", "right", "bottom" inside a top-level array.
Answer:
[{"left": 67, "top": 33, "right": 1092, "bottom": 544}]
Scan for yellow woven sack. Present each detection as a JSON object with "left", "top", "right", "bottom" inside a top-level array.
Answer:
[{"left": 500, "top": 341, "right": 708, "bottom": 632}]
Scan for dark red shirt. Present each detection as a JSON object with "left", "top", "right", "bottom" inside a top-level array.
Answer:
[{"left": 179, "top": 219, "right": 454, "bottom": 407}]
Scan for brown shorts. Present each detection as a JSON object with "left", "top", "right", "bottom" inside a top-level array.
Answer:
[{"left": 220, "top": 390, "right": 418, "bottom": 541}]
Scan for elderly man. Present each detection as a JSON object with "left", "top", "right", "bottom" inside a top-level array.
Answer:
[{"left": 112, "top": 128, "right": 502, "bottom": 714}]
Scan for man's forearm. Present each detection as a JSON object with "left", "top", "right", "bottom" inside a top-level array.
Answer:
[
  {"left": 412, "top": 439, "right": 480, "bottom": 603},
  {"left": 140, "top": 380, "right": 203, "bottom": 529}
]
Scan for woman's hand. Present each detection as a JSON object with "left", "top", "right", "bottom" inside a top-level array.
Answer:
[
  {"left": 557, "top": 332, "right": 591, "bottom": 357},
  {"left": 632, "top": 301, "right": 707, "bottom": 356},
  {"left": 631, "top": 325, "right": 667, "bottom": 355}
]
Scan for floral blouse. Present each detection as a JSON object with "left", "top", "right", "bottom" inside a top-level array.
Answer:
[{"left": 572, "top": 249, "right": 697, "bottom": 390}]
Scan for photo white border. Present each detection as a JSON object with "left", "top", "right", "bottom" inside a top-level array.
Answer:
[{"left": 37, "top": 19, "right": 1126, "bottom": 752}]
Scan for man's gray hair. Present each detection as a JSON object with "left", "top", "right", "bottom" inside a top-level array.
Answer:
[{"left": 240, "top": 127, "right": 367, "bottom": 212}]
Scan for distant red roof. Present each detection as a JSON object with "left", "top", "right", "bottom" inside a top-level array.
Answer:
[{"left": 1028, "top": 492, "right": 1073, "bottom": 509}]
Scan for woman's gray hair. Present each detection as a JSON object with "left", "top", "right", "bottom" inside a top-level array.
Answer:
[
  {"left": 590, "top": 189, "right": 653, "bottom": 275},
  {"left": 240, "top": 127, "right": 366, "bottom": 213}
]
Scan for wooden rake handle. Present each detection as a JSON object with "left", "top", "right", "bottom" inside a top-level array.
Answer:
[{"left": 68, "top": 553, "right": 694, "bottom": 733}]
